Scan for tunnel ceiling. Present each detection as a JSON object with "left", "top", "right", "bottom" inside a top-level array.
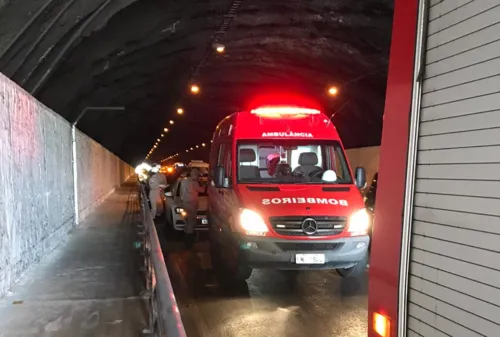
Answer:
[{"left": 0, "top": 0, "right": 393, "bottom": 165}]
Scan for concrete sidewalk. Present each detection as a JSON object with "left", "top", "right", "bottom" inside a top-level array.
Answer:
[{"left": 0, "top": 181, "right": 147, "bottom": 337}]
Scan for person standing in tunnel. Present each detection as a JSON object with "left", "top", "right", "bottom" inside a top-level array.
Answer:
[
  {"left": 180, "top": 168, "right": 207, "bottom": 248},
  {"left": 148, "top": 164, "right": 167, "bottom": 219}
]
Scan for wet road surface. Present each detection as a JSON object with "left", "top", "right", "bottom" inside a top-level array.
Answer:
[{"left": 156, "top": 220, "right": 368, "bottom": 337}]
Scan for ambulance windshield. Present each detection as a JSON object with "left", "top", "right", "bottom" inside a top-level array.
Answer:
[{"left": 236, "top": 140, "right": 353, "bottom": 184}]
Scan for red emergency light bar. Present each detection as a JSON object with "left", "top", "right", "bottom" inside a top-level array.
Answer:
[{"left": 250, "top": 106, "right": 321, "bottom": 116}]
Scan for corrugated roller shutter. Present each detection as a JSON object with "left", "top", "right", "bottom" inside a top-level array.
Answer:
[{"left": 407, "top": 1, "right": 500, "bottom": 336}]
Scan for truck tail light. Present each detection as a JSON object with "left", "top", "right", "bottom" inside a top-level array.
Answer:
[{"left": 373, "top": 312, "right": 391, "bottom": 337}]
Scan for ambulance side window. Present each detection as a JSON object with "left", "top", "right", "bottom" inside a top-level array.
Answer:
[
  {"left": 210, "top": 143, "right": 225, "bottom": 179},
  {"left": 225, "top": 146, "right": 232, "bottom": 179},
  {"left": 217, "top": 144, "right": 226, "bottom": 166},
  {"left": 331, "top": 144, "right": 349, "bottom": 179},
  {"left": 209, "top": 144, "right": 219, "bottom": 179}
]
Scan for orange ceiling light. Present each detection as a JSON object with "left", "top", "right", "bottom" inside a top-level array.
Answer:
[
  {"left": 327, "top": 86, "right": 339, "bottom": 96},
  {"left": 214, "top": 43, "right": 225, "bottom": 53},
  {"left": 190, "top": 84, "right": 200, "bottom": 94}
]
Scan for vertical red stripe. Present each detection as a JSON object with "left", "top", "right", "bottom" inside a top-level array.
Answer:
[{"left": 368, "top": 0, "right": 419, "bottom": 336}]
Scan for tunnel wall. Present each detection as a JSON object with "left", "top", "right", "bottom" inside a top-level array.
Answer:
[
  {"left": 76, "top": 131, "right": 133, "bottom": 221},
  {"left": 345, "top": 146, "right": 380, "bottom": 190},
  {"left": 0, "top": 73, "right": 132, "bottom": 296}
]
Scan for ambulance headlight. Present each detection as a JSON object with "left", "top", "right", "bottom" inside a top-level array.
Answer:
[
  {"left": 347, "top": 209, "right": 370, "bottom": 235},
  {"left": 239, "top": 209, "right": 268, "bottom": 236}
]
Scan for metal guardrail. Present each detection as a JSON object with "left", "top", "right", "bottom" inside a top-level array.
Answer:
[{"left": 138, "top": 184, "right": 187, "bottom": 337}]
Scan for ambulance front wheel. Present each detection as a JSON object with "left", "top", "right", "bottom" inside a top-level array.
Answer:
[
  {"left": 230, "top": 263, "right": 253, "bottom": 281},
  {"left": 210, "top": 241, "right": 252, "bottom": 281},
  {"left": 222, "top": 253, "right": 253, "bottom": 282},
  {"left": 336, "top": 253, "right": 368, "bottom": 278}
]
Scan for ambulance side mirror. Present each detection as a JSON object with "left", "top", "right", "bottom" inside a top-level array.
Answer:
[
  {"left": 355, "top": 167, "right": 367, "bottom": 189},
  {"left": 214, "top": 166, "right": 226, "bottom": 188}
]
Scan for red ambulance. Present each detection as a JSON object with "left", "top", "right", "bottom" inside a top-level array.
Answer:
[{"left": 207, "top": 106, "right": 370, "bottom": 281}]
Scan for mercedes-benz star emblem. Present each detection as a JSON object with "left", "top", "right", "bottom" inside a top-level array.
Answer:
[{"left": 301, "top": 218, "right": 317, "bottom": 235}]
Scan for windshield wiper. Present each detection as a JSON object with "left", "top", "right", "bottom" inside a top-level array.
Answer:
[
  {"left": 303, "top": 181, "right": 351, "bottom": 184},
  {"left": 240, "top": 179, "right": 300, "bottom": 184}
]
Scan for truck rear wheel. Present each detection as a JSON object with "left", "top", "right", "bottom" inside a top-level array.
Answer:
[{"left": 337, "top": 254, "right": 368, "bottom": 278}]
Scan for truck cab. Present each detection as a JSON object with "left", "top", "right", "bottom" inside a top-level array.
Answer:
[{"left": 207, "top": 106, "right": 370, "bottom": 281}]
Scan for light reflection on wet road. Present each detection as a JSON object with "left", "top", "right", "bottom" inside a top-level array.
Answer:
[{"left": 158, "top": 225, "right": 368, "bottom": 337}]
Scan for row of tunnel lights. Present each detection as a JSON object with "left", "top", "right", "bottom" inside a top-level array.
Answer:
[
  {"left": 149, "top": 85, "right": 339, "bottom": 161},
  {"left": 148, "top": 84, "right": 338, "bottom": 161},
  {"left": 144, "top": 85, "right": 199, "bottom": 160},
  {"left": 145, "top": 43, "right": 340, "bottom": 161},
  {"left": 160, "top": 139, "right": 214, "bottom": 163},
  {"left": 144, "top": 45, "right": 226, "bottom": 160}
]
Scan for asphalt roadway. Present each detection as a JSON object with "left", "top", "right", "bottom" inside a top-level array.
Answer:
[{"left": 156, "top": 218, "right": 369, "bottom": 337}]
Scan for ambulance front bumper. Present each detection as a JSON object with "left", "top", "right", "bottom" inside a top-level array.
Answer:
[{"left": 237, "top": 235, "right": 369, "bottom": 270}]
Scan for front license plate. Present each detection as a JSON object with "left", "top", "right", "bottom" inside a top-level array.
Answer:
[{"left": 295, "top": 254, "right": 325, "bottom": 264}]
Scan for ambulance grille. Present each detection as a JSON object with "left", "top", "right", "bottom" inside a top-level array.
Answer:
[
  {"left": 269, "top": 216, "right": 347, "bottom": 236},
  {"left": 275, "top": 242, "right": 343, "bottom": 251}
]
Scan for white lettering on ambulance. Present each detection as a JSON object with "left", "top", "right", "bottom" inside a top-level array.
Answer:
[
  {"left": 261, "top": 131, "right": 313, "bottom": 138},
  {"left": 261, "top": 198, "right": 349, "bottom": 206}
]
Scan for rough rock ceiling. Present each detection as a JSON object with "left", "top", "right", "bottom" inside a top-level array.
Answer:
[{"left": 0, "top": 0, "right": 393, "bottom": 165}]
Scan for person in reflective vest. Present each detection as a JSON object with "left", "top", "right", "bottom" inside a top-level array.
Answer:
[
  {"left": 179, "top": 168, "right": 207, "bottom": 248},
  {"left": 148, "top": 164, "right": 167, "bottom": 218}
]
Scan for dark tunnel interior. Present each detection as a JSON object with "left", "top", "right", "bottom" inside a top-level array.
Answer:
[{"left": 0, "top": 0, "right": 394, "bottom": 165}]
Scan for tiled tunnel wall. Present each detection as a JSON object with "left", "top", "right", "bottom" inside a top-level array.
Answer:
[{"left": 0, "top": 73, "right": 132, "bottom": 296}]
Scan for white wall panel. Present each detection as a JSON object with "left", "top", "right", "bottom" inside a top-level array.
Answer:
[{"left": 407, "top": 3, "right": 500, "bottom": 335}]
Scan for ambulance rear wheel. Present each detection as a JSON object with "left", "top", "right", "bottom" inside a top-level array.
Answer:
[{"left": 337, "top": 254, "right": 368, "bottom": 278}]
